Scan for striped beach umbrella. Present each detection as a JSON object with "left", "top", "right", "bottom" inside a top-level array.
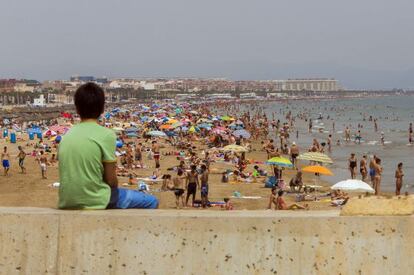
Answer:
[
  {"left": 266, "top": 157, "right": 293, "bottom": 168},
  {"left": 298, "top": 152, "right": 333, "bottom": 164}
]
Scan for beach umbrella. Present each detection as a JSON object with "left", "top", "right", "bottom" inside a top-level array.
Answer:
[
  {"left": 126, "top": 132, "right": 138, "bottom": 138},
  {"left": 172, "top": 122, "right": 183, "bottom": 128},
  {"left": 302, "top": 165, "right": 333, "bottom": 176},
  {"left": 220, "top": 115, "right": 234, "bottom": 121},
  {"left": 160, "top": 124, "right": 173, "bottom": 130},
  {"left": 147, "top": 130, "right": 167, "bottom": 137},
  {"left": 298, "top": 152, "right": 333, "bottom": 164},
  {"left": 266, "top": 157, "right": 293, "bottom": 168},
  {"left": 198, "top": 123, "right": 212, "bottom": 129},
  {"left": 232, "top": 129, "right": 251, "bottom": 139},
  {"left": 222, "top": 144, "right": 248, "bottom": 153},
  {"left": 125, "top": 127, "right": 139, "bottom": 132},
  {"left": 188, "top": 126, "right": 200, "bottom": 133},
  {"left": 331, "top": 179, "right": 374, "bottom": 193}
]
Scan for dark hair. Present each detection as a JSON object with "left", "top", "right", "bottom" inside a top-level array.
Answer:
[
  {"left": 224, "top": 198, "right": 230, "bottom": 202},
  {"left": 398, "top": 162, "right": 403, "bottom": 168},
  {"left": 74, "top": 83, "right": 105, "bottom": 119},
  {"left": 278, "top": 190, "right": 284, "bottom": 196},
  {"left": 201, "top": 164, "right": 207, "bottom": 171},
  {"left": 177, "top": 169, "right": 183, "bottom": 176}
]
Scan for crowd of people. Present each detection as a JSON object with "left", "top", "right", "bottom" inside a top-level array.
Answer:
[{"left": 1, "top": 83, "right": 412, "bottom": 212}]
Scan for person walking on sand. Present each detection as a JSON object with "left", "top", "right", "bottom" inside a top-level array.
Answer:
[
  {"left": 200, "top": 164, "right": 209, "bottom": 208},
  {"left": 395, "top": 163, "right": 404, "bottom": 196},
  {"left": 38, "top": 150, "right": 48, "bottom": 179},
  {"left": 1, "top": 146, "right": 10, "bottom": 176},
  {"left": 348, "top": 153, "right": 357, "bottom": 179},
  {"left": 152, "top": 140, "right": 161, "bottom": 169},
  {"left": 185, "top": 165, "right": 199, "bottom": 207},
  {"left": 17, "top": 146, "right": 26, "bottom": 174},
  {"left": 173, "top": 169, "right": 186, "bottom": 209}
]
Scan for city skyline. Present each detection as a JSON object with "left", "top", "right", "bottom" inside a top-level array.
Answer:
[{"left": 1, "top": 0, "right": 413, "bottom": 89}]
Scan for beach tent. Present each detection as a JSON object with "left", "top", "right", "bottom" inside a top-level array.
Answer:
[{"left": 331, "top": 179, "right": 374, "bottom": 193}]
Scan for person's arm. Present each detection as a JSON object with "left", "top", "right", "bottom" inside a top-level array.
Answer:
[
  {"left": 103, "top": 162, "right": 118, "bottom": 188},
  {"left": 102, "top": 132, "right": 118, "bottom": 188}
]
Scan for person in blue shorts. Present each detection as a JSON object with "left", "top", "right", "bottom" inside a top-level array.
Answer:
[
  {"left": 1, "top": 146, "right": 10, "bottom": 176},
  {"left": 58, "top": 83, "right": 158, "bottom": 210}
]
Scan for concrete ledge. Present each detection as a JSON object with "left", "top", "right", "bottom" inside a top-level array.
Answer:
[{"left": 0, "top": 207, "right": 412, "bottom": 274}]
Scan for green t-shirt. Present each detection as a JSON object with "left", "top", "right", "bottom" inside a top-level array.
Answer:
[{"left": 58, "top": 121, "right": 116, "bottom": 209}]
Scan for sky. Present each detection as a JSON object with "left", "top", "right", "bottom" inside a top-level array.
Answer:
[{"left": 0, "top": 0, "right": 413, "bottom": 89}]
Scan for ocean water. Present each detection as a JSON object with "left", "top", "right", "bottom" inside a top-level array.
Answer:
[{"left": 260, "top": 95, "right": 414, "bottom": 192}]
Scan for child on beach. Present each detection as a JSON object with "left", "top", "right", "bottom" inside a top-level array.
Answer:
[{"left": 1, "top": 146, "right": 10, "bottom": 176}]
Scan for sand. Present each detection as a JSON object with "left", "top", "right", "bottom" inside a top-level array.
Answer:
[{"left": 0, "top": 137, "right": 344, "bottom": 211}]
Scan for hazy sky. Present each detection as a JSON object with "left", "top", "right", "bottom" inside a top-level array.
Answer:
[{"left": 1, "top": 0, "right": 413, "bottom": 89}]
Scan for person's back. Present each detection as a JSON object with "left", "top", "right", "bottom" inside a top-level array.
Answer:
[
  {"left": 58, "top": 82, "right": 158, "bottom": 210},
  {"left": 58, "top": 122, "right": 116, "bottom": 209}
]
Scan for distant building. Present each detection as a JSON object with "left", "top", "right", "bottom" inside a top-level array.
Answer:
[
  {"left": 33, "top": 94, "right": 46, "bottom": 107},
  {"left": 70, "top": 76, "right": 95, "bottom": 82},
  {"left": 283, "top": 78, "right": 338, "bottom": 92},
  {"left": 239, "top": 93, "right": 257, "bottom": 99}
]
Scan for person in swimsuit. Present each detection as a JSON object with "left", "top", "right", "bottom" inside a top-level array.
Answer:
[
  {"left": 17, "top": 146, "right": 26, "bottom": 174},
  {"left": 185, "top": 165, "right": 199, "bottom": 207},
  {"left": 373, "top": 158, "right": 382, "bottom": 195},
  {"left": 200, "top": 164, "right": 209, "bottom": 208},
  {"left": 38, "top": 150, "right": 48, "bottom": 179},
  {"left": 135, "top": 143, "right": 144, "bottom": 168},
  {"left": 360, "top": 155, "right": 367, "bottom": 182},
  {"left": 270, "top": 189, "right": 308, "bottom": 210},
  {"left": 395, "top": 163, "right": 404, "bottom": 196},
  {"left": 348, "top": 153, "right": 357, "bottom": 179},
  {"left": 1, "top": 146, "right": 10, "bottom": 176},
  {"left": 173, "top": 169, "right": 186, "bottom": 208},
  {"left": 369, "top": 155, "right": 377, "bottom": 186},
  {"left": 152, "top": 140, "right": 160, "bottom": 169}
]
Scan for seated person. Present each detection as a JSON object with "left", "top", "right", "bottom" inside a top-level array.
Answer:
[
  {"left": 58, "top": 83, "right": 158, "bottom": 209},
  {"left": 253, "top": 165, "right": 267, "bottom": 177},
  {"left": 221, "top": 171, "right": 229, "bottom": 183},
  {"left": 223, "top": 197, "right": 234, "bottom": 210},
  {"left": 268, "top": 188, "right": 308, "bottom": 210},
  {"left": 289, "top": 171, "right": 303, "bottom": 192}
]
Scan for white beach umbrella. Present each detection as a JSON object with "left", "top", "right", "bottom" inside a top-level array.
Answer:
[{"left": 331, "top": 179, "right": 374, "bottom": 193}]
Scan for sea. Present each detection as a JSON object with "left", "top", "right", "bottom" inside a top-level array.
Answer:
[{"left": 259, "top": 95, "right": 414, "bottom": 192}]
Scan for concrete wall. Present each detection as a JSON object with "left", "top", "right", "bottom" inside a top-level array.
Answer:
[{"left": 0, "top": 207, "right": 412, "bottom": 275}]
